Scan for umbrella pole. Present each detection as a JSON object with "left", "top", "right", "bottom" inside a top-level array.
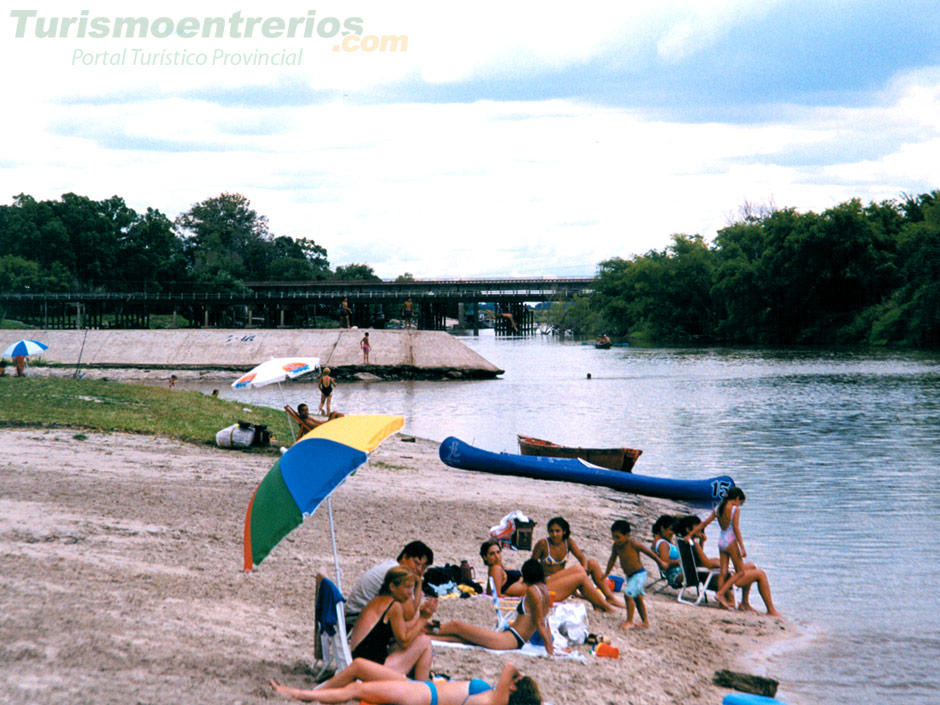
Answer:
[
  {"left": 276, "top": 381, "right": 296, "bottom": 444},
  {"left": 327, "top": 497, "right": 342, "bottom": 591}
]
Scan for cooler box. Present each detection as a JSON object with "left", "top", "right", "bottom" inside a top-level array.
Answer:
[{"left": 511, "top": 520, "right": 536, "bottom": 551}]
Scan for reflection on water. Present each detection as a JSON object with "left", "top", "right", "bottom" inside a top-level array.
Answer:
[{"left": 194, "top": 334, "right": 940, "bottom": 705}]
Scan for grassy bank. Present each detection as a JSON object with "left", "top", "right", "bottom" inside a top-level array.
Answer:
[{"left": 0, "top": 377, "right": 286, "bottom": 447}]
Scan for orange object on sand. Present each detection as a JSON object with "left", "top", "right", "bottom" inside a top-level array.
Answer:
[{"left": 595, "top": 643, "right": 620, "bottom": 658}]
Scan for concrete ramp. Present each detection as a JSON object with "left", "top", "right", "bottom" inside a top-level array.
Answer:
[{"left": 7, "top": 329, "right": 503, "bottom": 379}]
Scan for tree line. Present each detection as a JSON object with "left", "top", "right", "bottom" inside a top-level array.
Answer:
[
  {"left": 550, "top": 191, "right": 938, "bottom": 348},
  {"left": 0, "top": 191, "right": 380, "bottom": 296},
  {"left": 2, "top": 189, "right": 937, "bottom": 348}
]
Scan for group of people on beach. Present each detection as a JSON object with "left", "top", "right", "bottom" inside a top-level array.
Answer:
[
  {"left": 270, "top": 495, "right": 778, "bottom": 703},
  {"left": 649, "top": 489, "right": 780, "bottom": 617},
  {"left": 271, "top": 540, "right": 543, "bottom": 705}
]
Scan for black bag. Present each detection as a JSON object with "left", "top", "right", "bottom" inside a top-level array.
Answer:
[{"left": 250, "top": 424, "right": 270, "bottom": 447}]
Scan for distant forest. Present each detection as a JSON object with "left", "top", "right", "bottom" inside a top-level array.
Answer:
[
  {"left": 1, "top": 190, "right": 938, "bottom": 348},
  {"left": 551, "top": 191, "right": 940, "bottom": 349},
  {"left": 0, "top": 191, "right": 381, "bottom": 297}
]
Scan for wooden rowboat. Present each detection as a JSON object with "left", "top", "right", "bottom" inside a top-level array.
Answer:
[{"left": 517, "top": 434, "right": 642, "bottom": 472}]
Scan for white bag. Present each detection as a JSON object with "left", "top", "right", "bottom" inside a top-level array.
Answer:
[
  {"left": 489, "top": 510, "right": 531, "bottom": 541},
  {"left": 216, "top": 423, "right": 255, "bottom": 449},
  {"left": 548, "top": 602, "right": 589, "bottom": 645}
]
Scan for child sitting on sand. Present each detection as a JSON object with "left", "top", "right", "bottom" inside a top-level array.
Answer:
[{"left": 605, "top": 519, "right": 667, "bottom": 630}]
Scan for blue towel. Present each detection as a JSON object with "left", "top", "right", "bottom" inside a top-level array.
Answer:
[{"left": 316, "top": 578, "right": 346, "bottom": 636}]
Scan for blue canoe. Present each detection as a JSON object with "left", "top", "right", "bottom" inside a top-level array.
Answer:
[{"left": 439, "top": 437, "right": 734, "bottom": 505}]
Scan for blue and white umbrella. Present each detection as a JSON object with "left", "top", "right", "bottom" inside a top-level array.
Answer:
[{"left": 2, "top": 339, "right": 49, "bottom": 358}]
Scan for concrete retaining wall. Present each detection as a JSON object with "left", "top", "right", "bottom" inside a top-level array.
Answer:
[{"left": 4, "top": 329, "right": 503, "bottom": 377}]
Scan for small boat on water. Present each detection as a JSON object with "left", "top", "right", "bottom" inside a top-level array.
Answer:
[
  {"left": 440, "top": 437, "right": 733, "bottom": 506},
  {"left": 518, "top": 434, "right": 642, "bottom": 472}
]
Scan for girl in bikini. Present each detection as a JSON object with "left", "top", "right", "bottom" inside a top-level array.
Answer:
[
  {"left": 348, "top": 567, "right": 435, "bottom": 680},
  {"left": 481, "top": 540, "right": 619, "bottom": 611},
  {"left": 530, "top": 517, "right": 622, "bottom": 611},
  {"left": 361, "top": 332, "right": 371, "bottom": 364},
  {"left": 436, "top": 559, "right": 554, "bottom": 656},
  {"left": 270, "top": 660, "right": 542, "bottom": 705}
]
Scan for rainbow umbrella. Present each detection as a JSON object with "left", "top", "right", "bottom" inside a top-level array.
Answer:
[{"left": 243, "top": 414, "right": 404, "bottom": 583}]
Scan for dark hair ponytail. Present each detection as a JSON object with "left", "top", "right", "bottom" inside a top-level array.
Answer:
[{"left": 718, "top": 486, "right": 746, "bottom": 517}]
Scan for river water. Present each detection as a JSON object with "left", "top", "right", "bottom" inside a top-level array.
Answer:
[{"left": 205, "top": 332, "right": 940, "bottom": 705}]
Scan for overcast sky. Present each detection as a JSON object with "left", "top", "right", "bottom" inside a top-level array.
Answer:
[{"left": 2, "top": 1, "right": 939, "bottom": 278}]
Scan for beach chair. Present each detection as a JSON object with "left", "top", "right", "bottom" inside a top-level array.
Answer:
[
  {"left": 675, "top": 538, "right": 719, "bottom": 606},
  {"left": 284, "top": 405, "right": 320, "bottom": 440},
  {"left": 312, "top": 573, "right": 352, "bottom": 679},
  {"left": 648, "top": 566, "right": 682, "bottom": 594},
  {"left": 487, "top": 576, "right": 521, "bottom": 630}
]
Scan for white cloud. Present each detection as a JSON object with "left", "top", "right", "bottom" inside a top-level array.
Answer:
[{"left": 1, "top": 2, "right": 939, "bottom": 278}]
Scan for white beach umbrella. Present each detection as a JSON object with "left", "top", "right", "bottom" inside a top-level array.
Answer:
[
  {"left": 232, "top": 357, "right": 321, "bottom": 442},
  {"left": 231, "top": 357, "right": 320, "bottom": 389}
]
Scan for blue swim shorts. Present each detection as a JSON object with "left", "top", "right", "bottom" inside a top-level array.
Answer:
[{"left": 624, "top": 569, "right": 647, "bottom": 598}]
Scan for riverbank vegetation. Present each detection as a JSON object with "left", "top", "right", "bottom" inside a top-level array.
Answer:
[
  {"left": 0, "top": 192, "right": 381, "bottom": 296},
  {"left": 0, "top": 377, "right": 285, "bottom": 446},
  {"left": 550, "top": 192, "right": 939, "bottom": 348},
  {"left": 2, "top": 189, "right": 938, "bottom": 348}
]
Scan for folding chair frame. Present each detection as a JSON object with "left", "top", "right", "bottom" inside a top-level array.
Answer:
[{"left": 313, "top": 573, "right": 352, "bottom": 679}]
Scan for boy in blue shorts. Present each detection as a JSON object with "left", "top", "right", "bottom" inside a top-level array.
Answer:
[{"left": 605, "top": 519, "right": 668, "bottom": 630}]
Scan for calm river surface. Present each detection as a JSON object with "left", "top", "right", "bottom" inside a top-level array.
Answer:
[{"left": 206, "top": 332, "right": 940, "bottom": 705}]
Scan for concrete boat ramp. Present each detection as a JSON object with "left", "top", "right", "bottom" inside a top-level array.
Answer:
[{"left": 13, "top": 329, "right": 503, "bottom": 380}]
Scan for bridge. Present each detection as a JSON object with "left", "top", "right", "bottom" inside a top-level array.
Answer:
[{"left": 0, "top": 277, "right": 595, "bottom": 333}]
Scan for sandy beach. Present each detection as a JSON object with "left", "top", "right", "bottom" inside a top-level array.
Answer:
[{"left": 0, "top": 428, "right": 797, "bottom": 705}]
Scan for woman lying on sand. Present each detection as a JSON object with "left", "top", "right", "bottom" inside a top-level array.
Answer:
[
  {"left": 436, "top": 559, "right": 554, "bottom": 656},
  {"left": 530, "top": 516, "right": 622, "bottom": 611},
  {"left": 270, "top": 659, "right": 542, "bottom": 704}
]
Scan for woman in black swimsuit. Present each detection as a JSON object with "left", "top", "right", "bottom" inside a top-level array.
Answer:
[
  {"left": 317, "top": 368, "right": 336, "bottom": 415},
  {"left": 348, "top": 566, "right": 435, "bottom": 679}
]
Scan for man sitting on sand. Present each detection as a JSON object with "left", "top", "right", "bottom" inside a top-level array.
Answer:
[{"left": 345, "top": 541, "right": 437, "bottom": 630}]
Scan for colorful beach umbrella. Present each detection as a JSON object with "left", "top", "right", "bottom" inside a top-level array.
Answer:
[
  {"left": 243, "top": 414, "right": 404, "bottom": 575},
  {"left": 2, "top": 339, "right": 48, "bottom": 358},
  {"left": 231, "top": 356, "right": 320, "bottom": 389}
]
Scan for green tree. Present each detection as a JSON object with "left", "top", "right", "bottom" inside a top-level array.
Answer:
[
  {"left": 334, "top": 263, "right": 381, "bottom": 281},
  {"left": 176, "top": 193, "right": 270, "bottom": 292}
]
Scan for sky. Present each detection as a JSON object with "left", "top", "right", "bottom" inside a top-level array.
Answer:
[{"left": 2, "top": 1, "right": 939, "bottom": 279}]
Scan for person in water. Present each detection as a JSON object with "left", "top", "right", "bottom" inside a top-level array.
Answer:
[
  {"left": 436, "top": 559, "right": 554, "bottom": 656},
  {"left": 269, "top": 660, "right": 542, "bottom": 704},
  {"left": 317, "top": 368, "right": 336, "bottom": 416},
  {"left": 531, "top": 516, "right": 622, "bottom": 611}
]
